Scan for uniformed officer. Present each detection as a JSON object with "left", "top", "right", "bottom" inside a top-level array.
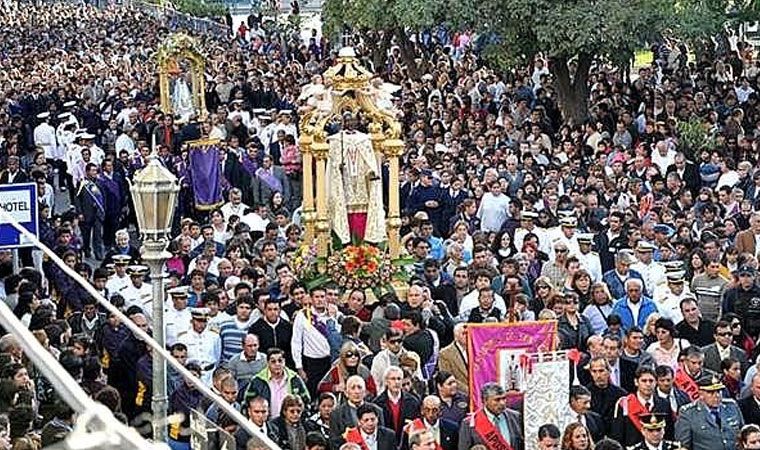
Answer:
[
  {"left": 514, "top": 210, "right": 544, "bottom": 253},
  {"left": 259, "top": 114, "right": 277, "bottom": 149},
  {"left": 34, "top": 112, "right": 57, "bottom": 163},
  {"left": 549, "top": 215, "right": 580, "bottom": 260},
  {"left": 275, "top": 109, "right": 298, "bottom": 141},
  {"left": 628, "top": 413, "right": 682, "bottom": 450},
  {"left": 105, "top": 254, "right": 131, "bottom": 298},
  {"left": 177, "top": 308, "right": 221, "bottom": 385},
  {"left": 165, "top": 286, "right": 193, "bottom": 347},
  {"left": 653, "top": 272, "right": 690, "bottom": 323},
  {"left": 675, "top": 375, "right": 745, "bottom": 450},
  {"left": 631, "top": 241, "right": 665, "bottom": 298},
  {"left": 576, "top": 233, "right": 603, "bottom": 282},
  {"left": 121, "top": 265, "right": 152, "bottom": 319}
]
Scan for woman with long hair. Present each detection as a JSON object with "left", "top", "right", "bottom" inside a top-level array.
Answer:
[
  {"left": 531, "top": 276, "right": 559, "bottom": 316},
  {"left": 317, "top": 342, "right": 377, "bottom": 401},
  {"left": 687, "top": 249, "right": 708, "bottom": 279},
  {"left": 581, "top": 283, "right": 614, "bottom": 335},
  {"left": 562, "top": 422, "right": 593, "bottom": 450},
  {"left": 570, "top": 269, "right": 593, "bottom": 310},
  {"left": 491, "top": 230, "right": 517, "bottom": 264},
  {"left": 723, "top": 312, "right": 755, "bottom": 358},
  {"left": 721, "top": 356, "right": 744, "bottom": 399},
  {"left": 738, "top": 423, "right": 760, "bottom": 450}
]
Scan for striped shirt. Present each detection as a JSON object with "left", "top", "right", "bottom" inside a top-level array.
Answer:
[{"left": 219, "top": 317, "right": 254, "bottom": 362}]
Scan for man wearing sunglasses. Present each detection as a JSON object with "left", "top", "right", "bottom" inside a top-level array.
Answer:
[{"left": 702, "top": 320, "right": 748, "bottom": 374}]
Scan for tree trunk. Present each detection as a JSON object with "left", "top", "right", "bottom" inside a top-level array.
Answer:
[
  {"left": 369, "top": 30, "right": 392, "bottom": 75},
  {"left": 394, "top": 29, "right": 421, "bottom": 79},
  {"left": 552, "top": 53, "right": 592, "bottom": 126}
]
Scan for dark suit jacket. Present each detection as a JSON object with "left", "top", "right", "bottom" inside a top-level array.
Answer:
[
  {"left": 702, "top": 342, "right": 748, "bottom": 374},
  {"left": 458, "top": 408, "right": 523, "bottom": 450},
  {"left": 329, "top": 402, "right": 384, "bottom": 450},
  {"left": 610, "top": 394, "right": 674, "bottom": 446},
  {"left": 619, "top": 357, "right": 639, "bottom": 394},
  {"left": 739, "top": 396, "right": 760, "bottom": 426},
  {"left": 0, "top": 169, "right": 29, "bottom": 185},
  {"left": 584, "top": 411, "right": 606, "bottom": 443},
  {"left": 372, "top": 390, "right": 421, "bottom": 443},
  {"left": 400, "top": 419, "right": 459, "bottom": 450},
  {"left": 666, "top": 162, "right": 700, "bottom": 195},
  {"left": 374, "top": 426, "right": 397, "bottom": 450}
]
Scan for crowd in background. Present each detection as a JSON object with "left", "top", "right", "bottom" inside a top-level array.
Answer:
[{"left": 2, "top": 0, "right": 760, "bottom": 449}]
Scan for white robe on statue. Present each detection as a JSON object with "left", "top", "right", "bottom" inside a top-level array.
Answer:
[{"left": 326, "top": 130, "right": 386, "bottom": 244}]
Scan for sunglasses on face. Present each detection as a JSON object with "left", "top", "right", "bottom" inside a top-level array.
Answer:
[{"left": 344, "top": 352, "right": 359, "bottom": 358}]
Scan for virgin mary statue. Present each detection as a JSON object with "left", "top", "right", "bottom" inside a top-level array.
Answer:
[
  {"left": 172, "top": 73, "right": 195, "bottom": 123},
  {"left": 327, "top": 112, "right": 386, "bottom": 244}
]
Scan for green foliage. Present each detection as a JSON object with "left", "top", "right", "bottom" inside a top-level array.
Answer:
[
  {"left": 676, "top": 118, "right": 717, "bottom": 158},
  {"left": 170, "top": 0, "right": 226, "bottom": 17},
  {"left": 322, "top": 0, "right": 443, "bottom": 38}
]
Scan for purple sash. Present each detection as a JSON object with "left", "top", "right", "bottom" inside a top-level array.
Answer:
[
  {"left": 241, "top": 153, "right": 258, "bottom": 177},
  {"left": 255, "top": 167, "right": 282, "bottom": 192}
]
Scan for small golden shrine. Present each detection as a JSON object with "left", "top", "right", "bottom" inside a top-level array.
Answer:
[
  {"left": 298, "top": 47, "right": 405, "bottom": 262},
  {"left": 156, "top": 33, "right": 208, "bottom": 122}
]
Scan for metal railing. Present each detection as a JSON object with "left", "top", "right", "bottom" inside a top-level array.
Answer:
[{"left": 0, "top": 209, "right": 281, "bottom": 450}]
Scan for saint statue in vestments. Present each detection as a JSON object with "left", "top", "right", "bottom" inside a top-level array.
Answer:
[{"left": 327, "top": 113, "right": 386, "bottom": 244}]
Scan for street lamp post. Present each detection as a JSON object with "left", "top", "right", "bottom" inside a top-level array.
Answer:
[{"left": 130, "top": 154, "right": 179, "bottom": 443}]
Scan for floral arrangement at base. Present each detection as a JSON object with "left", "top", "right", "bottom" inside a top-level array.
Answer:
[
  {"left": 291, "top": 242, "right": 319, "bottom": 282},
  {"left": 292, "top": 242, "right": 411, "bottom": 294},
  {"left": 327, "top": 244, "right": 395, "bottom": 290}
]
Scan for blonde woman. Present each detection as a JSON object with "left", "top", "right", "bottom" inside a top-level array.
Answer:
[{"left": 582, "top": 282, "right": 614, "bottom": 334}]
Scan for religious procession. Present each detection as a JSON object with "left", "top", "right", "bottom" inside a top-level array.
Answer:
[{"left": 2, "top": 0, "right": 760, "bottom": 449}]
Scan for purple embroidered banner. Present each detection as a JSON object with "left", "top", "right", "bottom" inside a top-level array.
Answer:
[
  {"left": 188, "top": 141, "right": 224, "bottom": 210},
  {"left": 467, "top": 321, "right": 557, "bottom": 411}
]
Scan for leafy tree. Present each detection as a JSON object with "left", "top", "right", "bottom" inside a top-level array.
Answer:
[
  {"left": 444, "top": 0, "right": 673, "bottom": 124},
  {"left": 321, "top": 0, "right": 444, "bottom": 76},
  {"left": 168, "top": 0, "right": 226, "bottom": 18}
]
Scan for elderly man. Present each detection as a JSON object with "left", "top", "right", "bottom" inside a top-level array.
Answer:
[
  {"left": 402, "top": 395, "right": 459, "bottom": 450},
  {"left": 372, "top": 366, "right": 420, "bottom": 444},
  {"left": 610, "top": 278, "right": 658, "bottom": 332},
  {"left": 330, "top": 375, "right": 385, "bottom": 449},
  {"left": 458, "top": 382, "right": 523, "bottom": 450},
  {"left": 602, "top": 250, "right": 645, "bottom": 300},
  {"left": 437, "top": 323, "right": 469, "bottom": 396},
  {"left": 226, "top": 333, "right": 266, "bottom": 390},
  {"left": 675, "top": 375, "right": 744, "bottom": 450}
]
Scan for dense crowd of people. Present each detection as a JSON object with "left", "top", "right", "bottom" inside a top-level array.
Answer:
[{"left": 2, "top": 0, "right": 760, "bottom": 449}]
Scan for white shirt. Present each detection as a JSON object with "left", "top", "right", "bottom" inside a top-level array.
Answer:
[
  {"left": 105, "top": 273, "right": 130, "bottom": 298},
  {"left": 458, "top": 290, "right": 507, "bottom": 321},
  {"left": 291, "top": 309, "right": 333, "bottom": 369},
  {"left": 165, "top": 305, "right": 193, "bottom": 346},
  {"left": 178, "top": 327, "right": 221, "bottom": 368},
  {"left": 627, "top": 299, "right": 642, "bottom": 325},
  {"left": 115, "top": 133, "right": 136, "bottom": 156},
  {"left": 34, "top": 122, "right": 57, "bottom": 159},
  {"left": 360, "top": 430, "right": 378, "bottom": 450},
  {"left": 221, "top": 201, "right": 250, "bottom": 224},
  {"left": 477, "top": 192, "right": 510, "bottom": 232}
]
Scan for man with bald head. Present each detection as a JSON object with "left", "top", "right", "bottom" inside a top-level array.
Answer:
[
  {"left": 329, "top": 375, "right": 384, "bottom": 449},
  {"left": 402, "top": 395, "right": 459, "bottom": 450}
]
